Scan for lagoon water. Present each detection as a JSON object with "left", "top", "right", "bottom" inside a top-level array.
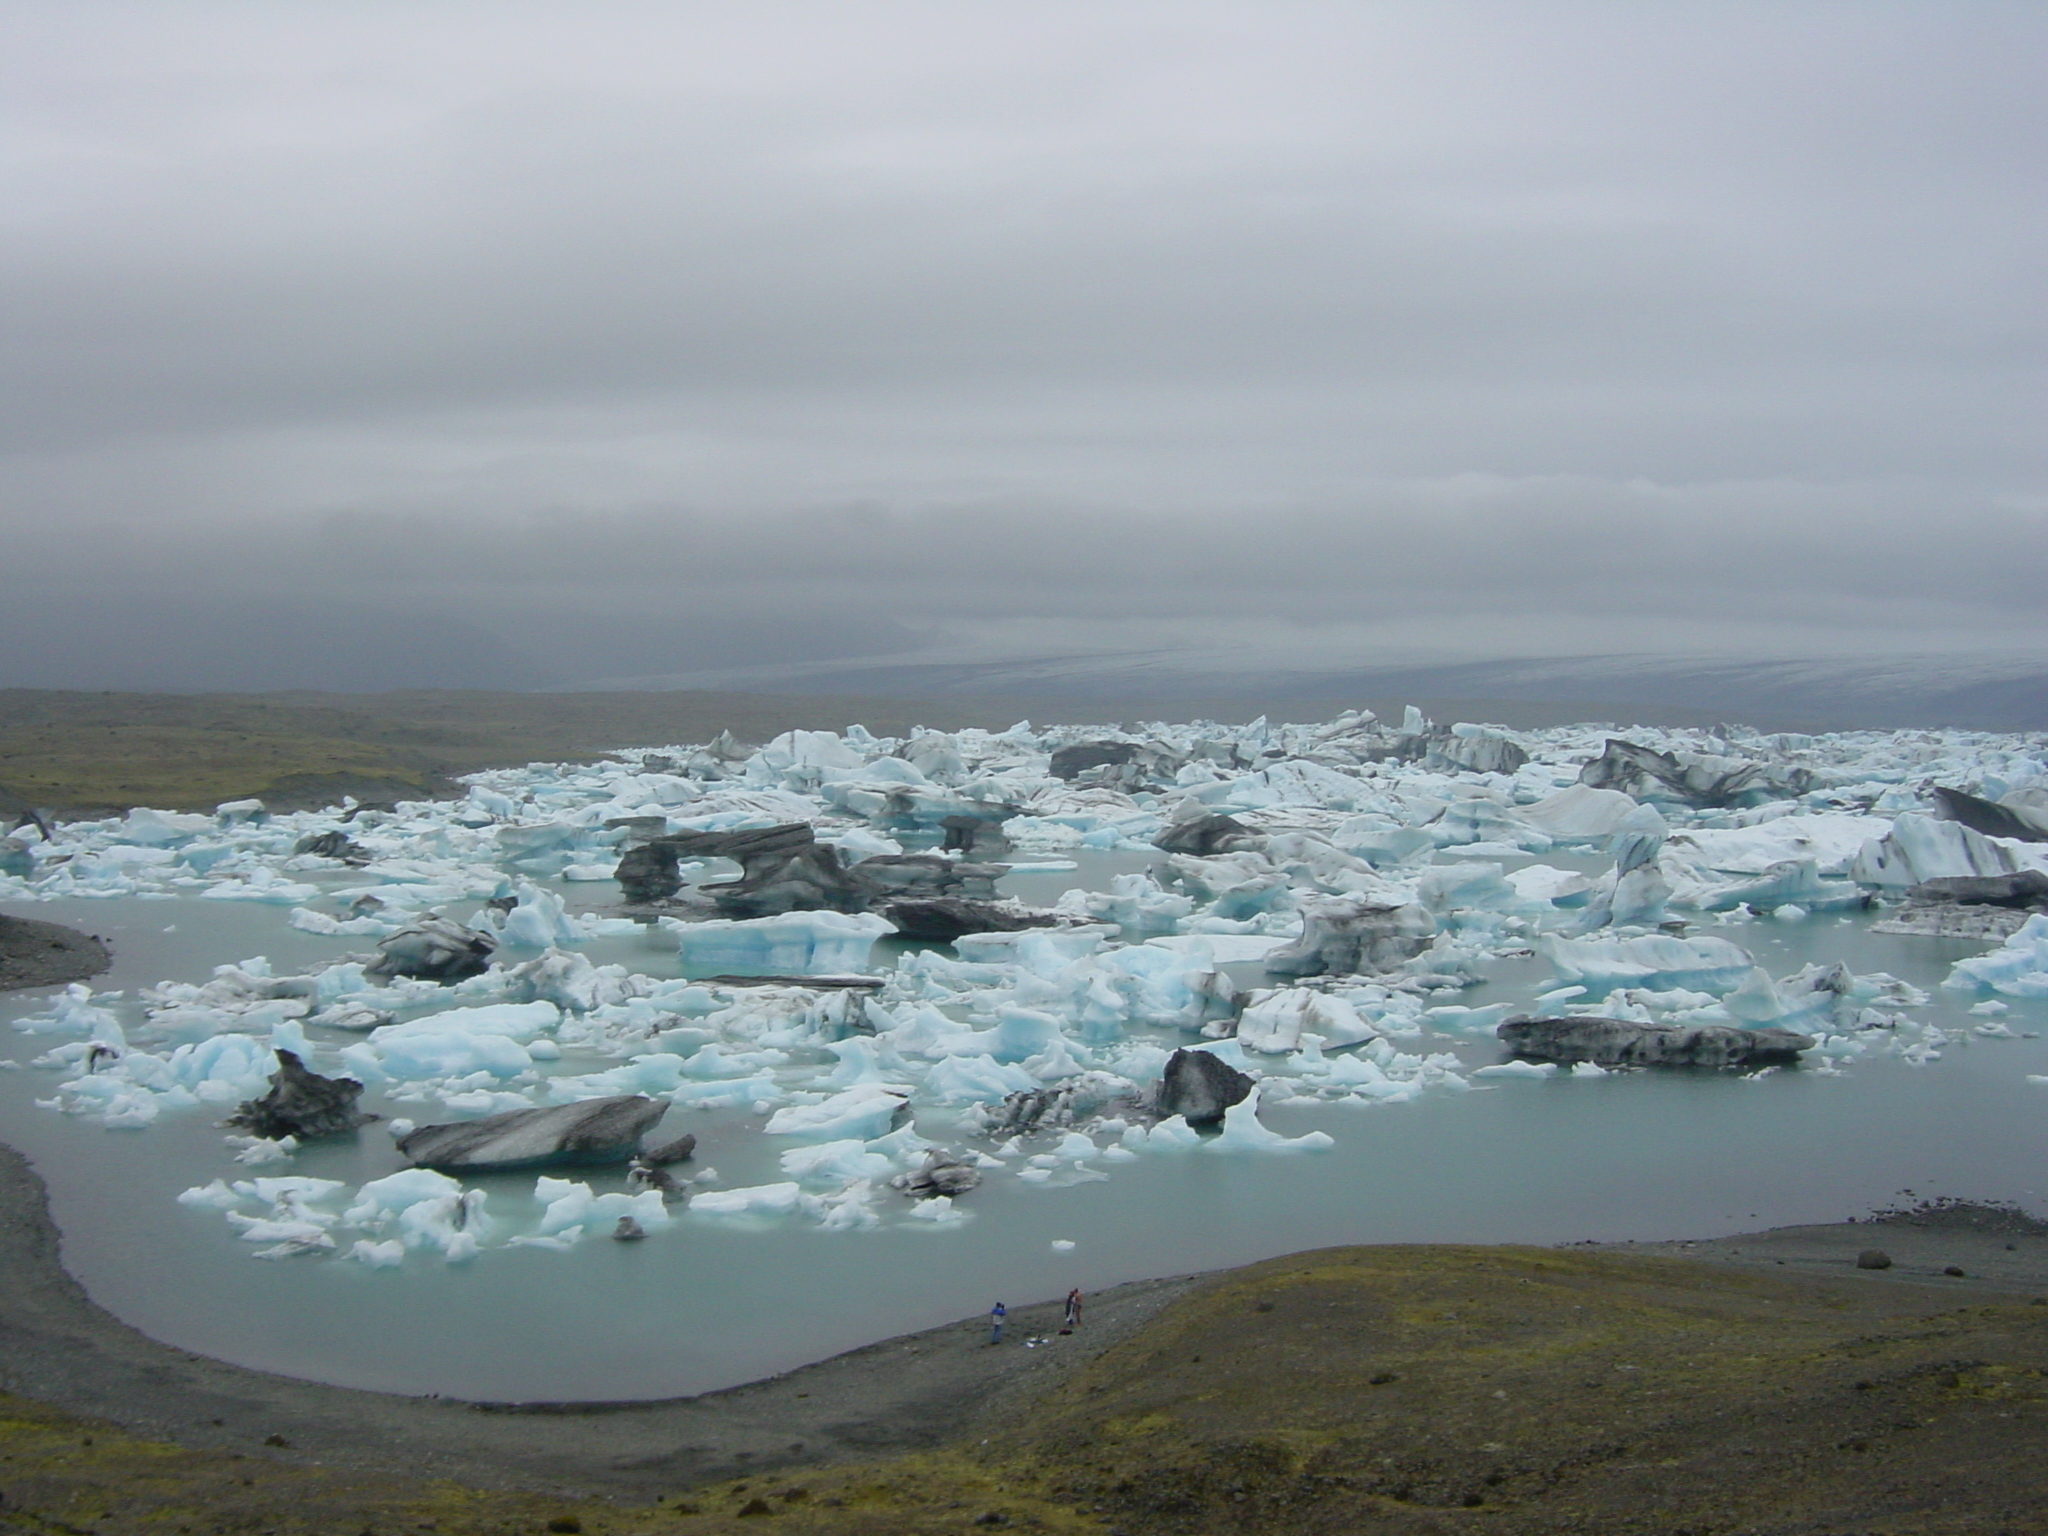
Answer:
[{"left": 6, "top": 854, "right": 2046, "bottom": 1403}]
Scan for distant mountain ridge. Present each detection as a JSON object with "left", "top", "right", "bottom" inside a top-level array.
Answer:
[{"left": 559, "top": 647, "right": 2048, "bottom": 733}]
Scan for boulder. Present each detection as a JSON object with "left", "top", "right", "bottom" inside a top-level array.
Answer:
[
  {"left": 1856, "top": 1249, "right": 1893, "bottom": 1270},
  {"left": 225, "top": 1050, "right": 375, "bottom": 1141},
  {"left": 1156, "top": 1047, "right": 1255, "bottom": 1126},
  {"left": 397, "top": 1095, "right": 669, "bottom": 1172},
  {"left": 1496, "top": 1016, "right": 1816, "bottom": 1069},
  {"left": 366, "top": 916, "right": 496, "bottom": 982},
  {"left": 1264, "top": 896, "right": 1435, "bottom": 978}
]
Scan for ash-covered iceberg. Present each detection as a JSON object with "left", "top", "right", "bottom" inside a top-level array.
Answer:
[
  {"left": 1497, "top": 1016, "right": 1815, "bottom": 1069},
  {"left": 396, "top": 1095, "right": 668, "bottom": 1172}
]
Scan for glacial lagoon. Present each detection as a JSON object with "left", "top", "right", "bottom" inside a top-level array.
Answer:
[{"left": 5, "top": 716, "right": 2048, "bottom": 1400}]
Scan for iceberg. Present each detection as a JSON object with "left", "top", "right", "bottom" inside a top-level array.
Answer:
[
  {"left": 1265, "top": 896, "right": 1435, "bottom": 978},
  {"left": 763, "top": 1084, "right": 909, "bottom": 1140},
  {"left": 1542, "top": 933, "right": 1755, "bottom": 996},
  {"left": 690, "top": 1181, "right": 806, "bottom": 1218},
  {"left": 1234, "top": 988, "right": 1377, "bottom": 1054},
  {"left": 397, "top": 1096, "right": 667, "bottom": 1171},
  {"left": 1944, "top": 913, "right": 2048, "bottom": 998},
  {"left": 1851, "top": 814, "right": 2043, "bottom": 889},
  {"left": 1518, "top": 785, "right": 1642, "bottom": 842},
  {"left": 671, "top": 910, "right": 894, "bottom": 975},
  {"left": 1203, "top": 1086, "right": 1335, "bottom": 1153}
]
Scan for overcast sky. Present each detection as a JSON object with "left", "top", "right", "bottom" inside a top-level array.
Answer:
[{"left": 3, "top": 2, "right": 2044, "bottom": 691}]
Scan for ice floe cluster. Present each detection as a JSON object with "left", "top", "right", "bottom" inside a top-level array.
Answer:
[{"left": 9, "top": 708, "right": 2048, "bottom": 1266}]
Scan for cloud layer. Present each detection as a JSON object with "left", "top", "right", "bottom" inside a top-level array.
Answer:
[{"left": 3, "top": 3, "right": 2044, "bottom": 690}]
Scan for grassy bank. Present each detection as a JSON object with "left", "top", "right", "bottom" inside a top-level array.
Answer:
[
  {"left": 4, "top": 1246, "right": 2042, "bottom": 1534},
  {"left": 0, "top": 689, "right": 1069, "bottom": 817}
]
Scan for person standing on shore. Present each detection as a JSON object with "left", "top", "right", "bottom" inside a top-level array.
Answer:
[
  {"left": 1061, "top": 1289, "right": 1082, "bottom": 1334},
  {"left": 988, "top": 1301, "right": 1007, "bottom": 1345}
]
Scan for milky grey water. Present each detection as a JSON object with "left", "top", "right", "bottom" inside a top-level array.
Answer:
[{"left": 4, "top": 864, "right": 2044, "bottom": 1402}]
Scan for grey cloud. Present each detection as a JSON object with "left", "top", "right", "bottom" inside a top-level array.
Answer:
[{"left": 2, "top": 3, "right": 2044, "bottom": 694}]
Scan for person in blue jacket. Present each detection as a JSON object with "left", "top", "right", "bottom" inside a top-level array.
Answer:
[{"left": 988, "top": 1301, "right": 1007, "bottom": 1345}]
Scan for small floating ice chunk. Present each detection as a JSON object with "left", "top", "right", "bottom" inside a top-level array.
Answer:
[
  {"left": 177, "top": 1179, "right": 247, "bottom": 1211},
  {"left": 1474, "top": 1060, "right": 1558, "bottom": 1078},
  {"left": 780, "top": 1138, "right": 896, "bottom": 1186},
  {"left": 343, "top": 1167, "right": 465, "bottom": 1227},
  {"left": 13, "top": 984, "right": 125, "bottom": 1039},
  {"left": 1120, "top": 1116, "right": 1203, "bottom": 1153},
  {"left": 1051, "top": 1239, "right": 1077, "bottom": 1252},
  {"left": 1423, "top": 1003, "right": 1512, "bottom": 1035},
  {"left": 1236, "top": 988, "right": 1375, "bottom": 1054},
  {"left": 1203, "top": 1087, "right": 1335, "bottom": 1153},
  {"left": 690, "top": 1181, "right": 805, "bottom": 1217},
  {"left": 764, "top": 1084, "right": 908, "bottom": 1141},
  {"left": 227, "top": 1135, "right": 299, "bottom": 1165},
  {"left": 904, "top": 1194, "right": 970, "bottom": 1225},
  {"left": 920, "top": 1054, "right": 1041, "bottom": 1105}
]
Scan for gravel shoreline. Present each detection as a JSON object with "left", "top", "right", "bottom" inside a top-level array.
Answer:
[{"left": 0, "top": 909, "right": 110, "bottom": 991}]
